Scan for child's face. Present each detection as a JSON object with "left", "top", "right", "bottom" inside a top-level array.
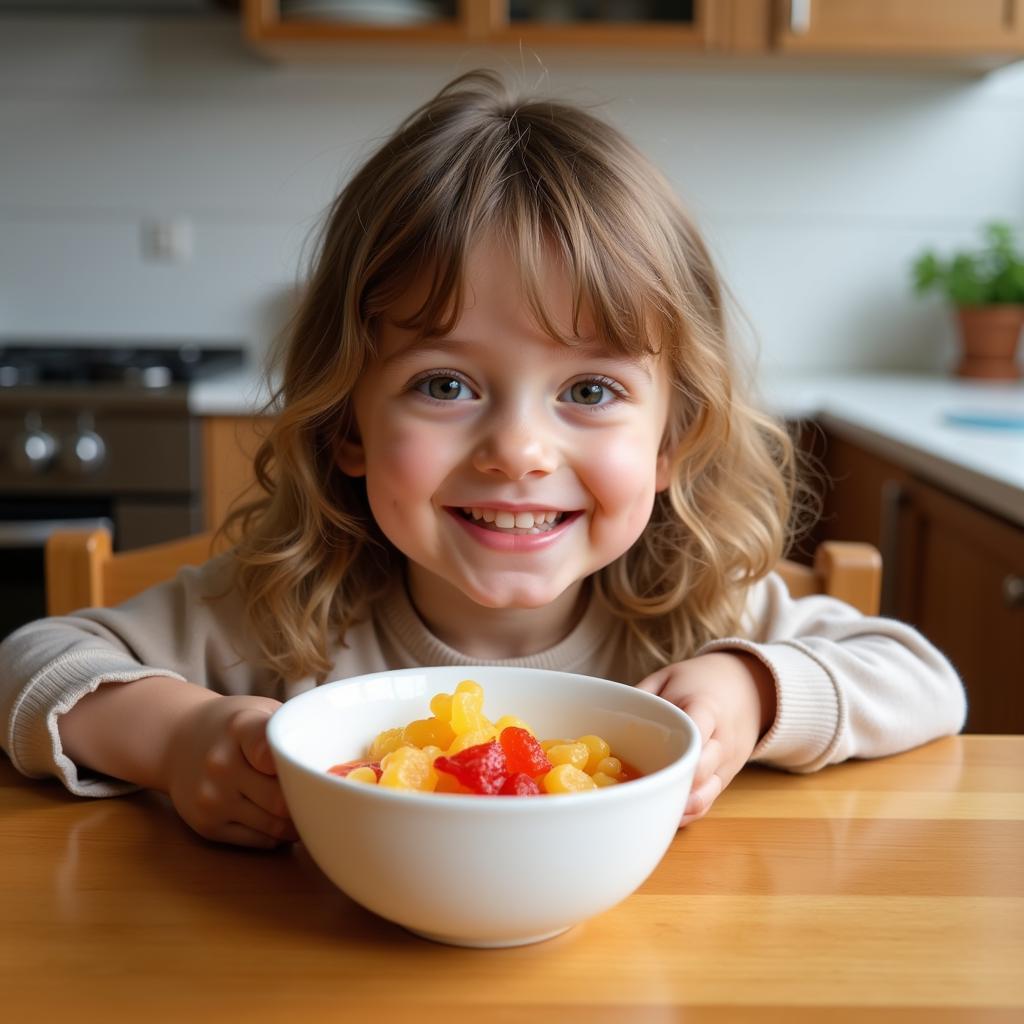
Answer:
[{"left": 338, "top": 236, "right": 673, "bottom": 614}]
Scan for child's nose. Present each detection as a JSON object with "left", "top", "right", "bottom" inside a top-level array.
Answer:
[{"left": 471, "top": 413, "right": 559, "bottom": 480}]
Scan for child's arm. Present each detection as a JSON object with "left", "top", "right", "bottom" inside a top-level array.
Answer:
[
  {"left": 0, "top": 553, "right": 295, "bottom": 846},
  {"left": 59, "top": 675, "right": 295, "bottom": 848},
  {"left": 638, "top": 572, "right": 966, "bottom": 823}
]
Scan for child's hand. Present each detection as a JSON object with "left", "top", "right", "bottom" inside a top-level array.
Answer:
[
  {"left": 636, "top": 652, "right": 776, "bottom": 826},
  {"left": 163, "top": 693, "right": 298, "bottom": 849}
]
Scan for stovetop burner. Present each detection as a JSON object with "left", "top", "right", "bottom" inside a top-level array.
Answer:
[{"left": 0, "top": 343, "right": 246, "bottom": 389}]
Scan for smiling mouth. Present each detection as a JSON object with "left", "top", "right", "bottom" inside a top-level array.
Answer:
[{"left": 453, "top": 507, "right": 575, "bottom": 535}]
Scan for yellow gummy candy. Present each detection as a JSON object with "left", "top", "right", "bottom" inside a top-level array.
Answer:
[
  {"left": 446, "top": 727, "right": 495, "bottom": 756},
  {"left": 591, "top": 772, "right": 619, "bottom": 788},
  {"left": 455, "top": 679, "right": 484, "bottom": 699},
  {"left": 379, "top": 746, "right": 437, "bottom": 791},
  {"left": 545, "top": 742, "right": 590, "bottom": 772},
  {"left": 494, "top": 714, "right": 535, "bottom": 736},
  {"left": 540, "top": 737, "right": 574, "bottom": 752},
  {"left": 595, "top": 756, "right": 623, "bottom": 779},
  {"left": 578, "top": 734, "right": 611, "bottom": 774},
  {"left": 346, "top": 766, "right": 379, "bottom": 785},
  {"left": 403, "top": 716, "right": 456, "bottom": 750},
  {"left": 450, "top": 690, "right": 486, "bottom": 735},
  {"left": 543, "top": 763, "right": 597, "bottom": 794},
  {"left": 368, "top": 727, "right": 406, "bottom": 760},
  {"left": 429, "top": 692, "right": 452, "bottom": 722}
]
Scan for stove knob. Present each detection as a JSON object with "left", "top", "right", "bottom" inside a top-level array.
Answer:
[
  {"left": 12, "top": 427, "right": 58, "bottom": 474},
  {"left": 61, "top": 428, "right": 107, "bottom": 475}
]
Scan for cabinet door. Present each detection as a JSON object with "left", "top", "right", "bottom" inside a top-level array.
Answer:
[
  {"left": 244, "top": 0, "right": 759, "bottom": 55},
  {"left": 202, "top": 417, "right": 268, "bottom": 532},
  {"left": 776, "top": 0, "right": 1024, "bottom": 55},
  {"left": 894, "top": 477, "right": 1024, "bottom": 735}
]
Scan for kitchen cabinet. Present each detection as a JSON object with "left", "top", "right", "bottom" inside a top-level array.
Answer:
[
  {"left": 811, "top": 428, "right": 1024, "bottom": 735},
  {"left": 242, "top": 0, "right": 729, "bottom": 56},
  {"left": 201, "top": 416, "right": 267, "bottom": 532},
  {"left": 775, "top": 0, "right": 1024, "bottom": 58},
  {"left": 242, "top": 0, "right": 1024, "bottom": 69}
]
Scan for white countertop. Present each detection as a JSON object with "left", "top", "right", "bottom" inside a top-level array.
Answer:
[
  {"left": 190, "top": 369, "right": 276, "bottom": 417},
  {"left": 760, "top": 373, "right": 1024, "bottom": 527},
  {"left": 192, "top": 369, "right": 1024, "bottom": 528}
]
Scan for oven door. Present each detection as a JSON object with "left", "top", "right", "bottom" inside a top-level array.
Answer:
[
  {"left": 0, "top": 498, "right": 114, "bottom": 639},
  {"left": 0, "top": 494, "right": 202, "bottom": 639}
]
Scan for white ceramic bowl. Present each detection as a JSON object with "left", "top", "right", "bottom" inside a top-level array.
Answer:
[{"left": 267, "top": 666, "right": 700, "bottom": 948}]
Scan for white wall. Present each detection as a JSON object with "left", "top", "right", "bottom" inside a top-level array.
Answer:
[{"left": 2, "top": 13, "right": 1023, "bottom": 375}]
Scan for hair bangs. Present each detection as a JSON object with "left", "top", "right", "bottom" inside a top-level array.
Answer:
[{"left": 492, "top": 170, "right": 673, "bottom": 362}]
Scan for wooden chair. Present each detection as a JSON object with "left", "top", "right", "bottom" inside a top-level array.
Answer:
[
  {"left": 777, "top": 541, "right": 881, "bottom": 615},
  {"left": 45, "top": 526, "right": 883, "bottom": 618},
  {"left": 45, "top": 528, "right": 224, "bottom": 616}
]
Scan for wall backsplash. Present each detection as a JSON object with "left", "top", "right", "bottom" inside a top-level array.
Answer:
[{"left": 2, "top": 14, "right": 1023, "bottom": 376}]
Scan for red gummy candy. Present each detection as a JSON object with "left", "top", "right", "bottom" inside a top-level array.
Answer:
[
  {"left": 328, "top": 759, "right": 382, "bottom": 781},
  {"left": 499, "top": 772, "right": 543, "bottom": 796},
  {"left": 434, "top": 741, "right": 508, "bottom": 795},
  {"left": 499, "top": 727, "right": 552, "bottom": 777}
]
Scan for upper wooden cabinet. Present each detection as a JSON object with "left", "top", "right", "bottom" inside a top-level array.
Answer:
[
  {"left": 775, "top": 0, "right": 1024, "bottom": 57},
  {"left": 242, "top": 0, "right": 1024, "bottom": 68},
  {"left": 243, "top": 0, "right": 730, "bottom": 56}
]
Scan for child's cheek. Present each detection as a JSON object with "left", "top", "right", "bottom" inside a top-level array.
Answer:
[
  {"left": 365, "top": 423, "right": 453, "bottom": 524},
  {"left": 583, "top": 435, "right": 661, "bottom": 534}
]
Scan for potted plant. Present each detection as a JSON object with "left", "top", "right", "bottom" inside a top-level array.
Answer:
[{"left": 912, "top": 221, "right": 1024, "bottom": 380}]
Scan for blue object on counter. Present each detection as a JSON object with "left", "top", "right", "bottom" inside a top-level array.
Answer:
[{"left": 944, "top": 409, "right": 1024, "bottom": 431}]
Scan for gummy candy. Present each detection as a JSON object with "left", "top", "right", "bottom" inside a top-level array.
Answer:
[
  {"left": 499, "top": 772, "right": 543, "bottom": 796},
  {"left": 499, "top": 727, "right": 552, "bottom": 777},
  {"left": 326, "top": 681, "right": 643, "bottom": 796},
  {"left": 328, "top": 758, "right": 382, "bottom": 781},
  {"left": 433, "top": 741, "right": 508, "bottom": 795}
]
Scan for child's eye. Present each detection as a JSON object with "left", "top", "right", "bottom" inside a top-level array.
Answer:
[
  {"left": 412, "top": 373, "right": 476, "bottom": 402},
  {"left": 559, "top": 376, "right": 626, "bottom": 408}
]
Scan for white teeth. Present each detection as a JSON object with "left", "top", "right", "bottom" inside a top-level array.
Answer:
[{"left": 462, "top": 507, "right": 564, "bottom": 532}]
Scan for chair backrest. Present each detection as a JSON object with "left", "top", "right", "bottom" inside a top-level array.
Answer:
[
  {"left": 46, "top": 528, "right": 883, "bottom": 618},
  {"left": 777, "top": 540, "right": 882, "bottom": 616},
  {"left": 45, "top": 528, "right": 222, "bottom": 616}
]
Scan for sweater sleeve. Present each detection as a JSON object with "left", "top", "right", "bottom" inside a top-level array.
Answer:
[
  {"left": 0, "top": 553, "right": 273, "bottom": 798},
  {"left": 696, "top": 572, "right": 967, "bottom": 773}
]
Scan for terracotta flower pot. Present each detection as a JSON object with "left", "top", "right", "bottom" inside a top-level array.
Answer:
[{"left": 954, "top": 305, "right": 1024, "bottom": 380}]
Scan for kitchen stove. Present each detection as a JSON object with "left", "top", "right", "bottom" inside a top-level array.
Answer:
[{"left": 0, "top": 341, "right": 247, "bottom": 638}]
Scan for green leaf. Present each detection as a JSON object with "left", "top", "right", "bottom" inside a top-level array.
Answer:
[{"left": 911, "top": 222, "right": 1024, "bottom": 305}]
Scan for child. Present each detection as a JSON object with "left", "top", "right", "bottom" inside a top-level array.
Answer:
[{"left": 0, "top": 70, "right": 965, "bottom": 849}]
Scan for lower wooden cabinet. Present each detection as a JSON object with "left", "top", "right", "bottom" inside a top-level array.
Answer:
[
  {"left": 812, "top": 428, "right": 1024, "bottom": 735},
  {"left": 201, "top": 416, "right": 269, "bottom": 533}
]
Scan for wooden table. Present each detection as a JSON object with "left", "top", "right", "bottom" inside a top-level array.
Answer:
[{"left": 2, "top": 736, "right": 1022, "bottom": 1022}]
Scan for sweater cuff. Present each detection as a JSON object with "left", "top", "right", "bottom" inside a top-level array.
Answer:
[
  {"left": 8, "top": 648, "right": 188, "bottom": 798},
  {"left": 695, "top": 638, "right": 842, "bottom": 773}
]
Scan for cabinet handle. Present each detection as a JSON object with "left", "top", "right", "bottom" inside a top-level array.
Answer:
[
  {"left": 1004, "top": 575, "right": 1024, "bottom": 609},
  {"left": 879, "top": 479, "right": 906, "bottom": 617},
  {"left": 790, "top": 0, "right": 812, "bottom": 34}
]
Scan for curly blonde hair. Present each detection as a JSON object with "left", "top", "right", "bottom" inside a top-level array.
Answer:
[{"left": 224, "top": 69, "right": 814, "bottom": 683}]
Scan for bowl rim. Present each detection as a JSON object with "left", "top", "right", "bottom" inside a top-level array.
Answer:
[{"left": 267, "top": 666, "right": 701, "bottom": 812}]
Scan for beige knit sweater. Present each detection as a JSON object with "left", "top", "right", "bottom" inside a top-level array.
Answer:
[{"left": 0, "top": 553, "right": 966, "bottom": 798}]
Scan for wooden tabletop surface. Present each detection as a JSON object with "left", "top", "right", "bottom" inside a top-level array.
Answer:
[{"left": 2, "top": 735, "right": 1022, "bottom": 1022}]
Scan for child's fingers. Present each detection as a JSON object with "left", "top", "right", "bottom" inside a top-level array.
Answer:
[
  {"left": 215, "top": 821, "right": 293, "bottom": 850},
  {"left": 634, "top": 667, "right": 673, "bottom": 694},
  {"left": 238, "top": 767, "right": 292, "bottom": 822},
  {"left": 686, "top": 736, "right": 721, "bottom": 812},
  {"left": 681, "top": 771, "right": 724, "bottom": 824},
  {"left": 691, "top": 736, "right": 721, "bottom": 788},
  {"left": 679, "top": 702, "right": 716, "bottom": 750},
  {"left": 234, "top": 796, "right": 299, "bottom": 843},
  {"left": 231, "top": 710, "right": 277, "bottom": 775}
]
